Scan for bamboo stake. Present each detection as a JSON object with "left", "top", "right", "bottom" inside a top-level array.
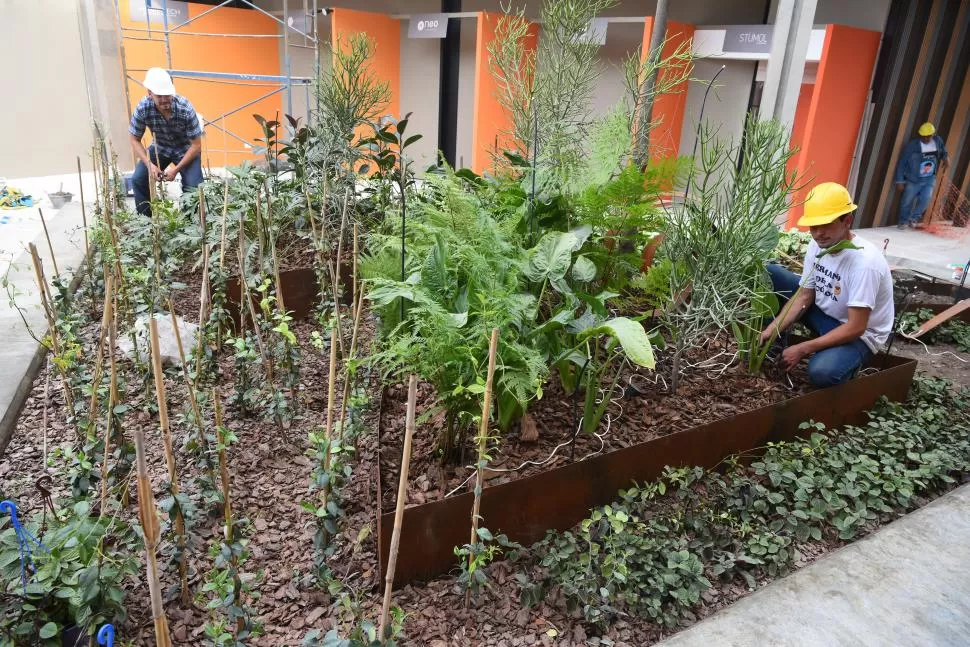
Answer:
[
  {"left": 28, "top": 243, "right": 75, "bottom": 421},
  {"left": 317, "top": 322, "right": 340, "bottom": 547},
  {"left": 219, "top": 179, "right": 230, "bottom": 272},
  {"left": 379, "top": 374, "right": 418, "bottom": 644},
  {"left": 133, "top": 426, "right": 173, "bottom": 647},
  {"left": 466, "top": 328, "right": 500, "bottom": 607},
  {"left": 76, "top": 156, "right": 93, "bottom": 312},
  {"left": 352, "top": 223, "right": 359, "bottom": 322},
  {"left": 87, "top": 275, "right": 115, "bottom": 435},
  {"left": 213, "top": 390, "right": 245, "bottom": 636},
  {"left": 37, "top": 209, "right": 60, "bottom": 278},
  {"left": 330, "top": 194, "right": 349, "bottom": 359},
  {"left": 199, "top": 189, "right": 212, "bottom": 326},
  {"left": 263, "top": 179, "right": 285, "bottom": 314},
  {"left": 148, "top": 318, "right": 190, "bottom": 606},
  {"left": 168, "top": 301, "right": 215, "bottom": 481},
  {"left": 338, "top": 284, "right": 366, "bottom": 450},
  {"left": 100, "top": 313, "right": 119, "bottom": 514}
]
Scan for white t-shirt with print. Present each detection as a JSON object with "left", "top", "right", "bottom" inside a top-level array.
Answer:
[{"left": 798, "top": 235, "right": 895, "bottom": 352}]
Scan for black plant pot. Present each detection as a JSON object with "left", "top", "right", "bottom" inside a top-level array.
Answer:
[{"left": 61, "top": 624, "right": 87, "bottom": 647}]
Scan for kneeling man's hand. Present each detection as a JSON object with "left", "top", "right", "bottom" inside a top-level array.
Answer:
[{"left": 781, "top": 343, "right": 810, "bottom": 371}]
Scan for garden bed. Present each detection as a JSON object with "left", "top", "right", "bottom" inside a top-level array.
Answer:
[{"left": 376, "top": 353, "right": 917, "bottom": 586}]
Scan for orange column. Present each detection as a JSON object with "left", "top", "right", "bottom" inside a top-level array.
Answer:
[
  {"left": 119, "top": 0, "right": 284, "bottom": 168},
  {"left": 641, "top": 19, "right": 695, "bottom": 160},
  {"left": 331, "top": 8, "right": 401, "bottom": 121},
  {"left": 787, "top": 25, "right": 881, "bottom": 229},
  {"left": 471, "top": 12, "right": 539, "bottom": 175}
]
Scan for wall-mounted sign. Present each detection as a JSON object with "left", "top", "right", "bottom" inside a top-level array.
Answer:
[
  {"left": 723, "top": 26, "right": 773, "bottom": 54},
  {"left": 129, "top": 0, "right": 189, "bottom": 27},
  {"left": 577, "top": 18, "right": 609, "bottom": 45},
  {"left": 408, "top": 14, "right": 449, "bottom": 39}
]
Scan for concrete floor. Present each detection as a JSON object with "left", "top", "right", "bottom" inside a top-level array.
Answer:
[
  {"left": 0, "top": 173, "right": 90, "bottom": 450},
  {"left": 658, "top": 483, "right": 970, "bottom": 647},
  {"left": 858, "top": 225, "right": 970, "bottom": 283}
]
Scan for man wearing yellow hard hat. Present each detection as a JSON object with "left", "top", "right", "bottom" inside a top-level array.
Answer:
[
  {"left": 893, "top": 121, "right": 949, "bottom": 229},
  {"left": 761, "top": 182, "right": 894, "bottom": 387}
]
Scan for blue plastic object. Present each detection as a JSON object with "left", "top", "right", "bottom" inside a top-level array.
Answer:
[
  {"left": 97, "top": 623, "right": 115, "bottom": 647},
  {"left": 0, "top": 500, "right": 47, "bottom": 593}
]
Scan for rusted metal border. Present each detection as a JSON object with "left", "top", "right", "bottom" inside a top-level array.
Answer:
[
  {"left": 225, "top": 264, "right": 353, "bottom": 324},
  {"left": 376, "top": 354, "right": 917, "bottom": 587}
]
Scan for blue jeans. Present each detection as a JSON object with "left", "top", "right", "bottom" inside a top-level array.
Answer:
[
  {"left": 897, "top": 180, "right": 934, "bottom": 226},
  {"left": 766, "top": 264, "right": 872, "bottom": 387},
  {"left": 132, "top": 144, "right": 203, "bottom": 216}
]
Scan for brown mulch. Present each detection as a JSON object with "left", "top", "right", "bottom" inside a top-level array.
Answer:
[
  {"left": 6, "top": 267, "right": 970, "bottom": 645},
  {"left": 379, "top": 345, "right": 812, "bottom": 509}
]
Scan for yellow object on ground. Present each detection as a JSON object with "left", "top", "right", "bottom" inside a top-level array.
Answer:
[
  {"left": 0, "top": 186, "right": 33, "bottom": 209},
  {"left": 797, "top": 182, "right": 858, "bottom": 227}
]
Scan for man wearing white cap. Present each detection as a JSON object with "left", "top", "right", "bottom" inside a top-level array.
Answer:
[{"left": 129, "top": 67, "right": 203, "bottom": 216}]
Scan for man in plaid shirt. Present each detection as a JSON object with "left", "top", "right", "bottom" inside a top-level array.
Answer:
[{"left": 129, "top": 67, "right": 203, "bottom": 215}]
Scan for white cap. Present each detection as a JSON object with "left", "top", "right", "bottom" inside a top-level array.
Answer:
[{"left": 144, "top": 67, "right": 176, "bottom": 96}]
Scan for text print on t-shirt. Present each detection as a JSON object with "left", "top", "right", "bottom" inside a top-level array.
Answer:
[{"left": 812, "top": 262, "right": 841, "bottom": 301}]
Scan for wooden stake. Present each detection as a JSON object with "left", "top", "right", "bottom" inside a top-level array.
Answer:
[
  {"left": 29, "top": 243, "right": 75, "bottom": 421},
  {"left": 213, "top": 390, "right": 245, "bottom": 636},
  {"left": 148, "top": 318, "right": 190, "bottom": 606},
  {"left": 37, "top": 209, "right": 60, "bottom": 278},
  {"left": 467, "top": 328, "right": 500, "bottom": 607},
  {"left": 199, "top": 189, "right": 212, "bottom": 326},
  {"left": 133, "top": 426, "right": 173, "bottom": 647},
  {"left": 263, "top": 179, "right": 285, "bottom": 314},
  {"left": 352, "top": 223, "right": 359, "bottom": 322},
  {"left": 379, "top": 374, "right": 418, "bottom": 644},
  {"left": 76, "top": 156, "right": 92, "bottom": 311},
  {"left": 100, "top": 311, "right": 119, "bottom": 514},
  {"left": 317, "top": 323, "right": 340, "bottom": 547},
  {"left": 168, "top": 301, "right": 215, "bottom": 481},
  {"left": 338, "top": 284, "right": 366, "bottom": 450},
  {"left": 330, "top": 195, "right": 349, "bottom": 360},
  {"left": 87, "top": 275, "right": 115, "bottom": 436}
]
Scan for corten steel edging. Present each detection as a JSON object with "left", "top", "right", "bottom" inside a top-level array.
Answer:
[
  {"left": 225, "top": 265, "right": 353, "bottom": 325},
  {"left": 376, "top": 354, "right": 917, "bottom": 587}
]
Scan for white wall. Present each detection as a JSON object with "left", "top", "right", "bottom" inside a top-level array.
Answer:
[
  {"left": 591, "top": 22, "right": 643, "bottom": 120},
  {"left": 400, "top": 23, "right": 442, "bottom": 169},
  {"left": 0, "top": 1, "right": 96, "bottom": 177},
  {"left": 679, "top": 59, "right": 758, "bottom": 157},
  {"left": 455, "top": 16, "right": 478, "bottom": 170}
]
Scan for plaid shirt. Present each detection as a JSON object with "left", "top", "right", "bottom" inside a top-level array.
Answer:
[{"left": 129, "top": 95, "right": 203, "bottom": 161}]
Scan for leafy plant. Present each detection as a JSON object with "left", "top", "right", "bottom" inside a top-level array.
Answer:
[
  {"left": 898, "top": 308, "right": 970, "bottom": 352},
  {"left": 660, "top": 117, "right": 802, "bottom": 391},
  {"left": 0, "top": 500, "right": 139, "bottom": 644},
  {"left": 521, "top": 376, "right": 970, "bottom": 628},
  {"left": 455, "top": 526, "right": 521, "bottom": 598}
]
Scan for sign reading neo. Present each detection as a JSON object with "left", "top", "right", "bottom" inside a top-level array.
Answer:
[
  {"left": 722, "top": 26, "right": 774, "bottom": 54},
  {"left": 408, "top": 14, "right": 449, "bottom": 39}
]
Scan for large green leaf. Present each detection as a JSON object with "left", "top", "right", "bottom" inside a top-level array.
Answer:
[
  {"left": 525, "top": 231, "right": 577, "bottom": 283},
  {"left": 571, "top": 255, "right": 597, "bottom": 282},
  {"left": 581, "top": 317, "right": 656, "bottom": 368}
]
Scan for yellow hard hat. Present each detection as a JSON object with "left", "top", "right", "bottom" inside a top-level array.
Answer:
[
  {"left": 918, "top": 122, "right": 936, "bottom": 136},
  {"left": 798, "top": 182, "right": 858, "bottom": 227}
]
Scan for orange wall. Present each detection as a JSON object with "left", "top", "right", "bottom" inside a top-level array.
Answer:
[
  {"left": 788, "top": 25, "right": 881, "bottom": 228},
  {"left": 471, "top": 12, "right": 539, "bottom": 175},
  {"left": 119, "top": 0, "right": 284, "bottom": 169},
  {"left": 331, "top": 8, "right": 400, "bottom": 121},
  {"left": 641, "top": 19, "right": 695, "bottom": 160},
  {"left": 787, "top": 83, "right": 815, "bottom": 180}
]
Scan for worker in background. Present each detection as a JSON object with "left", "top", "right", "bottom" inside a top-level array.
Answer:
[
  {"left": 129, "top": 67, "right": 203, "bottom": 216},
  {"left": 762, "top": 182, "right": 894, "bottom": 387},
  {"left": 893, "top": 121, "right": 949, "bottom": 229}
]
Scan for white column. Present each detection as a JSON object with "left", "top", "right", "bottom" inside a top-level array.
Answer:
[{"left": 760, "top": 0, "right": 817, "bottom": 130}]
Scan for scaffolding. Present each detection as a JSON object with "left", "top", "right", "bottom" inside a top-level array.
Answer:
[{"left": 114, "top": 0, "right": 322, "bottom": 165}]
